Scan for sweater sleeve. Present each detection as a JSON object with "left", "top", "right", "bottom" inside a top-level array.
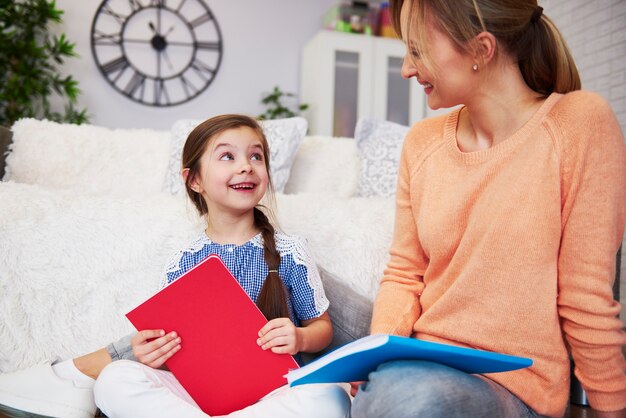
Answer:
[
  {"left": 552, "top": 92, "right": 626, "bottom": 411},
  {"left": 370, "top": 127, "right": 428, "bottom": 336}
]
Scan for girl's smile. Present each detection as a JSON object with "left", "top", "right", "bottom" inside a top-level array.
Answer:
[{"left": 229, "top": 182, "right": 258, "bottom": 191}]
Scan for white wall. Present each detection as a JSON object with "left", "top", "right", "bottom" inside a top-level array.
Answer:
[
  {"left": 542, "top": 0, "right": 626, "bottom": 131},
  {"left": 541, "top": 0, "right": 626, "bottom": 316},
  {"left": 53, "top": 0, "right": 336, "bottom": 130}
]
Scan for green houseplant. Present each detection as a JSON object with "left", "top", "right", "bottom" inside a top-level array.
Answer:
[
  {"left": 258, "top": 86, "right": 308, "bottom": 120},
  {"left": 0, "top": 0, "right": 88, "bottom": 127}
]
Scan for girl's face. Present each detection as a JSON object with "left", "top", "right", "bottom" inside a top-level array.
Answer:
[
  {"left": 192, "top": 126, "right": 269, "bottom": 216},
  {"left": 400, "top": 1, "right": 476, "bottom": 110}
]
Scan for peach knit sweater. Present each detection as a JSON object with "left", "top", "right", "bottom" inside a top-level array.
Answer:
[{"left": 370, "top": 91, "right": 626, "bottom": 417}]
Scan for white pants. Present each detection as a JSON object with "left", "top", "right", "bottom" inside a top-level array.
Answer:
[{"left": 94, "top": 360, "right": 351, "bottom": 418}]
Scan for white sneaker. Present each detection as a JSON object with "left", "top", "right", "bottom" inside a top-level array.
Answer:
[{"left": 0, "top": 362, "right": 96, "bottom": 418}]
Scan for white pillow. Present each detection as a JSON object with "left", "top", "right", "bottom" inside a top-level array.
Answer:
[
  {"left": 283, "top": 135, "right": 360, "bottom": 198},
  {"left": 355, "top": 117, "right": 409, "bottom": 198},
  {"left": 4, "top": 118, "right": 171, "bottom": 195},
  {"left": 164, "top": 117, "right": 307, "bottom": 195}
]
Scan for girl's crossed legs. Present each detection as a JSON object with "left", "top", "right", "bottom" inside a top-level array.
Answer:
[{"left": 94, "top": 360, "right": 351, "bottom": 418}]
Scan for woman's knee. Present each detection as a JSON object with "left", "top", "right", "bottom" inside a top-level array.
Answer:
[{"left": 351, "top": 360, "right": 477, "bottom": 418}]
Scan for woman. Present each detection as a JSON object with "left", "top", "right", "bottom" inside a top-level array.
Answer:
[{"left": 351, "top": 1, "right": 626, "bottom": 417}]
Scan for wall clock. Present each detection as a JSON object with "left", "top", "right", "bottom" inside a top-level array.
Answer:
[{"left": 91, "top": 0, "right": 223, "bottom": 107}]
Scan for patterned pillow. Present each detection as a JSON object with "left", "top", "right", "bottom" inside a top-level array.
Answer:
[
  {"left": 355, "top": 117, "right": 409, "bottom": 198},
  {"left": 164, "top": 117, "right": 307, "bottom": 195}
]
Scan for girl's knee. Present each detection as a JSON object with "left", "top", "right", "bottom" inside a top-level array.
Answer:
[
  {"left": 95, "top": 360, "right": 136, "bottom": 389},
  {"left": 316, "top": 384, "right": 351, "bottom": 418},
  {"left": 93, "top": 360, "right": 141, "bottom": 412},
  {"left": 291, "top": 384, "right": 351, "bottom": 418}
]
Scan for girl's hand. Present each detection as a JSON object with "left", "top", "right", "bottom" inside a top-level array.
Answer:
[
  {"left": 131, "top": 329, "right": 181, "bottom": 369},
  {"left": 257, "top": 318, "right": 300, "bottom": 355}
]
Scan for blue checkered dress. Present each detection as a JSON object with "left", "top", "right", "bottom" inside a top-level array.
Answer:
[{"left": 160, "top": 231, "right": 329, "bottom": 326}]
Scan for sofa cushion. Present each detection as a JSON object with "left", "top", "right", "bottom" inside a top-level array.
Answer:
[
  {"left": 3, "top": 119, "right": 171, "bottom": 195},
  {"left": 0, "top": 182, "right": 203, "bottom": 372},
  {"left": 283, "top": 135, "right": 360, "bottom": 198},
  {"left": 275, "top": 193, "right": 394, "bottom": 302},
  {"left": 321, "top": 268, "right": 373, "bottom": 349},
  {"left": 355, "top": 117, "right": 409, "bottom": 198},
  {"left": 165, "top": 117, "right": 307, "bottom": 195},
  {"left": 300, "top": 267, "right": 373, "bottom": 364}
]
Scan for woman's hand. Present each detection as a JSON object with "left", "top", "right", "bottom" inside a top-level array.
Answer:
[
  {"left": 350, "top": 381, "right": 365, "bottom": 397},
  {"left": 131, "top": 329, "right": 181, "bottom": 369},
  {"left": 257, "top": 318, "right": 300, "bottom": 355}
]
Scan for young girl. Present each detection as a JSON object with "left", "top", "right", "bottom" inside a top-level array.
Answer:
[
  {"left": 350, "top": 1, "right": 626, "bottom": 418},
  {"left": 0, "top": 115, "right": 350, "bottom": 418}
]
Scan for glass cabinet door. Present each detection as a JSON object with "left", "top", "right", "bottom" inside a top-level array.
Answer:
[
  {"left": 385, "top": 56, "right": 410, "bottom": 126},
  {"left": 373, "top": 37, "right": 425, "bottom": 127},
  {"left": 333, "top": 51, "right": 360, "bottom": 137},
  {"left": 301, "top": 31, "right": 373, "bottom": 137}
]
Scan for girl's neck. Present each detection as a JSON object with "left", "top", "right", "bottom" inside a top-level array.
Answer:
[
  {"left": 457, "top": 62, "right": 545, "bottom": 152},
  {"left": 205, "top": 211, "right": 259, "bottom": 246}
]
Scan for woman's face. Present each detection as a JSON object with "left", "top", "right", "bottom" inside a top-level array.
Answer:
[{"left": 400, "top": 1, "right": 477, "bottom": 110}]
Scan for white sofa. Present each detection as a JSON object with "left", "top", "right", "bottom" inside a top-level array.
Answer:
[{"left": 0, "top": 117, "right": 400, "bottom": 373}]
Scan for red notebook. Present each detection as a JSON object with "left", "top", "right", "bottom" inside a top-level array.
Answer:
[{"left": 126, "top": 254, "right": 299, "bottom": 415}]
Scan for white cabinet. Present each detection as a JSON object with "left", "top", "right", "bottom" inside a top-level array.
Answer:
[{"left": 300, "top": 31, "right": 426, "bottom": 137}]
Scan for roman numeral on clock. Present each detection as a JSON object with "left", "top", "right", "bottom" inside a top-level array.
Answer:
[
  {"left": 189, "top": 12, "right": 212, "bottom": 28},
  {"left": 101, "top": 56, "right": 129, "bottom": 79},
  {"left": 125, "top": 71, "right": 146, "bottom": 100}
]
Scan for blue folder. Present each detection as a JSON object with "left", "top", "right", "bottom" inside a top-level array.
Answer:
[{"left": 287, "top": 334, "right": 533, "bottom": 386}]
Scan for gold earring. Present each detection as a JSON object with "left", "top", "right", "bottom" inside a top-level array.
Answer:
[{"left": 472, "top": 64, "right": 479, "bottom": 71}]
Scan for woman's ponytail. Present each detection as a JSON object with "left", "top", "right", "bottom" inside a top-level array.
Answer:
[
  {"left": 518, "top": 13, "right": 581, "bottom": 95},
  {"left": 254, "top": 207, "right": 291, "bottom": 321}
]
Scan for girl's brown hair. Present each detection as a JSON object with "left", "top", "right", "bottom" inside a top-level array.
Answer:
[
  {"left": 182, "top": 114, "right": 290, "bottom": 321},
  {"left": 390, "top": 0, "right": 581, "bottom": 95}
]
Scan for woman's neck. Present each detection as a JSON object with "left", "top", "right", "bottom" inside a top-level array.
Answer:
[
  {"left": 456, "top": 62, "right": 545, "bottom": 152},
  {"left": 205, "top": 211, "right": 258, "bottom": 246}
]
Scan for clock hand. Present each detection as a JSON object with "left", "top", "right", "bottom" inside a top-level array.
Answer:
[
  {"left": 163, "top": 25, "right": 175, "bottom": 37},
  {"left": 157, "top": 5, "right": 162, "bottom": 34},
  {"left": 162, "top": 49, "right": 174, "bottom": 71},
  {"left": 151, "top": 23, "right": 174, "bottom": 39},
  {"left": 148, "top": 23, "right": 167, "bottom": 53},
  {"left": 157, "top": 49, "right": 161, "bottom": 79}
]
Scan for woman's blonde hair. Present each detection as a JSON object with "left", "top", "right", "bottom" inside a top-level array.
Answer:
[
  {"left": 182, "top": 114, "right": 291, "bottom": 321},
  {"left": 390, "top": 0, "right": 581, "bottom": 95}
]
